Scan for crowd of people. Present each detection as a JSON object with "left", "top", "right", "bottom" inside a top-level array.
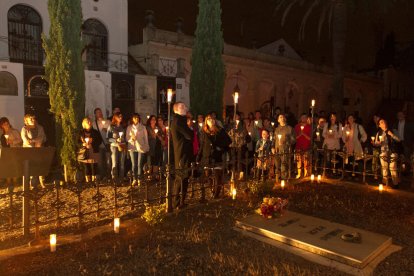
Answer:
[{"left": 0, "top": 102, "right": 412, "bottom": 205}]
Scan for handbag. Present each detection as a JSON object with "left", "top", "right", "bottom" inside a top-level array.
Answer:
[{"left": 77, "top": 147, "right": 88, "bottom": 161}]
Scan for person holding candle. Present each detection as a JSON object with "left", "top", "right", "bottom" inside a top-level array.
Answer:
[
  {"left": 146, "top": 115, "right": 163, "bottom": 178},
  {"left": 93, "top": 108, "right": 111, "bottom": 180},
  {"left": 342, "top": 114, "right": 367, "bottom": 179},
  {"left": 228, "top": 112, "right": 249, "bottom": 180},
  {"left": 157, "top": 116, "right": 168, "bottom": 166},
  {"left": 79, "top": 118, "right": 102, "bottom": 182},
  {"left": 273, "top": 114, "right": 296, "bottom": 181},
  {"left": 373, "top": 119, "right": 401, "bottom": 188},
  {"left": 322, "top": 113, "right": 343, "bottom": 174},
  {"left": 107, "top": 112, "right": 126, "bottom": 180},
  {"left": 0, "top": 117, "right": 22, "bottom": 148},
  {"left": 171, "top": 102, "right": 194, "bottom": 209},
  {"left": 313, "top": 117, "right": 326, "bottom": 173},
  {"left": 255, "top": 129, "right": 272, "bottom": 178},
  {"left": 294, "top": 114, "right": 311, "bottom": 178},
  {"left": 0, "top": 117, "right": 23, "bottom": 187},
  {"left": 197, "top": 114, "right": 231, "bottom": 198},
  {"left": 126, "top": 113, "right": 149, "bottom": 186},
  {"left": 21, "top": 114, "right": 47, "bottom": 188}
]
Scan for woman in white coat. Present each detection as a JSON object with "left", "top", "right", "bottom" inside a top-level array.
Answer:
[
  {"left": 126, "top": 113, "right": 149, "bottom": 185},
  {"left": 322, "top": 113, "right": 343, "bottom": 173},
  {"left": 342, "top": 114, "right": 367, "bottom": 177}
]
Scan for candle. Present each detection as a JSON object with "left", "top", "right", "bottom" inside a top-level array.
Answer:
[
  {"left": 119, "top": 132, "right": 123, "bottom": 138},
  {"left": 316, "top": 131, "right": 320, "bottom": 136},
  {"left": 154, "top": 128, "right": 159, "bottom": 134},
  {"left": 248, "top": 132, "right": 251, "bottom": 136},
  {"left": 379, "top": 184, "right": 384, "bottom": 193},
  {"left": 114, "top": 218, "right": 120, "bottom": 233},
  {"left": 271, "top": 122, "right": 275, "bottom": 127},
  {"left": 371, "top": 136, "right": 375, "bottom": 142},
  {"left": 147, "top": 115, "right": 150, "bottom": 119},
  {"left": 233, "top": 92, "right": 239, "bottom": 104},
  {"left": 166, "top": 126, "right": 169, "bottom": 131},
  {"left": 300, "top": 125, "right": 304, "bottom": 131},
  {"left": 317, "top": 175, "right": 321, "bottom": 183},
  {"left": 281, "top": 180, "right": 285, "bottom": 189},
  {"left": 311, "top": 99, "right": 315, "bottom": 107},
  {"left": 167, "top": 88, "right": 173, "bottom": 103},
  {"left": 346, "top": 131, "right": 350, "bottom": 136},
  {"left": 84, "top": 137, "right": 90, "bottom": 143},
  {"left": 379, "top": 135, "right": 383, "bottom": 142},
  {"left": 192, "top": 120, "right": 196, "bottom": 124},
  {"left": 50, "top": 234, "right": 57, "bottom": 252},
  {"left": 254, "top": 120, "right": 258, "bottom": 126},
  {"left": 341, "top": 127, "right": 344, "bottom": 131},
  {"left": 236, "top": 120, "right": 240, "bottom": 125},
  {"left": 311, "top": 174, "right": 315, "bottom": 182},
  {"left": 102, "top": 120, "right": 106, "bottom": 126},
  {"left": 232, "top": 188, "right": 237, "bottom": 200},
  {"left": 4, "top": 134, "right": 9, "bottom": 140},
  {"left": 198, "top": 123, "right": 202, "bottom": 128},
  {"left": 329, "top": 129, "right": 333, "bottom": 134},
  {"left": 277, "top": 134, "right": 282, "bottom": 145}
]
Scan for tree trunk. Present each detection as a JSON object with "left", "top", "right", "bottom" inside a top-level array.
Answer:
[{"left": 331, "top": 0, "right": 347, "bottom": 119}]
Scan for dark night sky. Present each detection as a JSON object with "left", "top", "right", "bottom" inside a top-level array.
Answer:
[{"left": 128, "top": 0, "right": 414, "bottom": 71}]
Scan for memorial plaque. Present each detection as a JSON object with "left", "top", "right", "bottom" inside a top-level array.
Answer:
[{"left": 236, "top": 211, "right": 393, "bottom": 269}]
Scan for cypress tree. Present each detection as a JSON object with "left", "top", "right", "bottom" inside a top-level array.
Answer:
[
  {"left": 42, "top": 0, "right": 85, "bottom": 180},
  {"left": 190, "top": 0, "right": 225, "bottom": 117}
]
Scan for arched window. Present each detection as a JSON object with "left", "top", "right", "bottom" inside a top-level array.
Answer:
[
  {"left": 8, "top": 5, "right": 43, "bottom": 65},
  {"left": 82, "top": 19, "right": 108, "bottom": 71},
  {"left": 0, "top": 71, "right": 18, "bottom": 96}
]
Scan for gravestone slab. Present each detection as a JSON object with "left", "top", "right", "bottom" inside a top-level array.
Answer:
[{"left": 235, "top": 211, "right": 393, "bottom": 269}]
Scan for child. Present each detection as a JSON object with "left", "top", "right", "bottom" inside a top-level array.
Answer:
[{"left": 255, "top": 129, "right": 273, "bottom": 176}]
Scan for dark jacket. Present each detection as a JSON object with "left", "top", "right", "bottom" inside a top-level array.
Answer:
[
  {"left": 170, "top": 113, "right": 193, "bottom": 168},
  {"left": 80, "top": 128, "right": 102, "bottom": 153},
  {"left": 198, "top": 128, "right": 231, "bottom": 166}
]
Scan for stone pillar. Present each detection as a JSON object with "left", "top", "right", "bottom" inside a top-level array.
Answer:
[
  {"left": 150, "top": 54, "right": 160, "bottom": 76},
  {"left": 177, "top": 58, "right": 186, "bottom": 78}
]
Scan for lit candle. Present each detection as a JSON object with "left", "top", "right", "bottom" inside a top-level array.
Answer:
[
  {"left": 166, "top": 126, "right": 169, "bottom": 131},
  {"left": 316, "top": 131, "right": 320, "bottom": 137},
  {"left": 317, "top": 175, "right": 321, "bottom": 183},
  {"left": 114, "top": 218, "right": 120, "bottom": 233},
  {"left": 371, "top": 136, "right": 375, "bottom": 142},
  {"left": 147, "top": 115, "right": 150, "bottom": 119},
  {"left": 167, "top": 88, "right": 173, "bottom": 103},
  {"left": 236, "top": 120, "right": 240, "bottom": 125},
  {"left": 119, "top": 132, "right": 124, "bottom": 138},
  {"left": 102, "top": 120, "right": 106, "bottom": 126},
  {"left": 277, "top": 134, "right": 282, "bottom": 145},
  {"left": 311, "top": 174, "right": 315, "bottom": 182},
  {"left": 281, "top": 180, "right": 285, "bottom": 189},
  {"left": 248, "top": 132, "right": 251, "bottom": 136},
  {"left": 192, "top": 120, "right": 196, "bottom": 124},
  {"left": 232, "top": 188, "right": 237, "bottom": 200},
  {"left": 198, "top": 123, "right": 202, "bottom": 128},
  {"left": 329, "top": 129, "right": 333, "bottom": 134},
  {"left": 271, "top": 122, "right": 275, "bottom": 127},
  {"left": 154, "top": 128, "right": 159, "bottom": 134},
  {"left": 379, "top": 135, "right": 383, "bottom": 142},
  {"left": 50, "top": 234, "right": 57, "bottom": 252},
  {"left": 341, "top": 127, "right": 344, "bottom": 131},
  {"left": 84, "top": 137, "right": 90, "bottom": 144},
  {"left": 254, "top": 120, "right": 258, "bottom": 126},
  {"left": 311, "top": 99, "right": 315, "bottom": 107},
  {"left": 379, "top": 184, "right": 384, "bottom": 193},
  {"left": 233, "top": 92, "right": 239, "bottom": 104},
  {"left": 300, "top": 125, "right": 304, "bottom": 131},
  {"left": 346, "top": 131, "right": 350, "bottom": 136},
  {"left": 4, "top": 134, "right": 9, "bottom": 140}
]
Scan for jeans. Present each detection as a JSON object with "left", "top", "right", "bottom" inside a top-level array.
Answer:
[
  {"left": 129, "top": 151, "right": 145, "bottom": 180},
  {"left": 111, "top": 146, "right": 126, "bottom": 179}
]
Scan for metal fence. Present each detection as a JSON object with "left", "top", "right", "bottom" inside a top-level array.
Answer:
[{"left": 0, "top": 148, "right": 412, "bottom": 243}]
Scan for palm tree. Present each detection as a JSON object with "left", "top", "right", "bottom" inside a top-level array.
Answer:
[{"left": 273, "top": 0, "right": 401, "bottom": 116}]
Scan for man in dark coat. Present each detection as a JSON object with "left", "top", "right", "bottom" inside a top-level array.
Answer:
[{"left": 170, "top": 102, "right": 193, "bottom": 208}]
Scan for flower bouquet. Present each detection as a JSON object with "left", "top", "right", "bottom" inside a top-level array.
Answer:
[{"left": 257, "top": 197, "right": 288, "bottom": 219}]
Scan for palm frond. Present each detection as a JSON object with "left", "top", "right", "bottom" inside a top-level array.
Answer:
[
  {"left": 281, "top": 0, "right": 301, "bottom": 26},
  {"left": 299, "top": 0, "right": 320, "bottom": 41}
]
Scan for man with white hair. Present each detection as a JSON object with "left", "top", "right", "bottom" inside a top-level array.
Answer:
[{"left": 170, "top": 102, "right": 193, "bottom": 209}]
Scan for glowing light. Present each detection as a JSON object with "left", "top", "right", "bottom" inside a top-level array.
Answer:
[
  {"left": 167, "top": 88, "right": 173, "bottom": 103},
  {"left": 379, "top": 184, "right": 384, "bottom": 193},
  {"left": 311, "top": 174, "right": 315, "bottom": 182},
  {"left": 317, "top": 175, "right": 321, "bottom": 183},
  {"left": 281, "top": 180, "right": 285, "bottom": 189},
  {"left": 233, "top": 92, "right": 239, "bottom": 104},
  {"left": 50, "top": 234, "right": 57, "bottom": 252},
  {"left": 114, "top": 218, "right": 120, "bottom": 233},
  {"left": 311, "top": 99, "right": 315, "bottom": 107},
  {"left": 232, "top": 188, "right": 237, "bottom": 200}
]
